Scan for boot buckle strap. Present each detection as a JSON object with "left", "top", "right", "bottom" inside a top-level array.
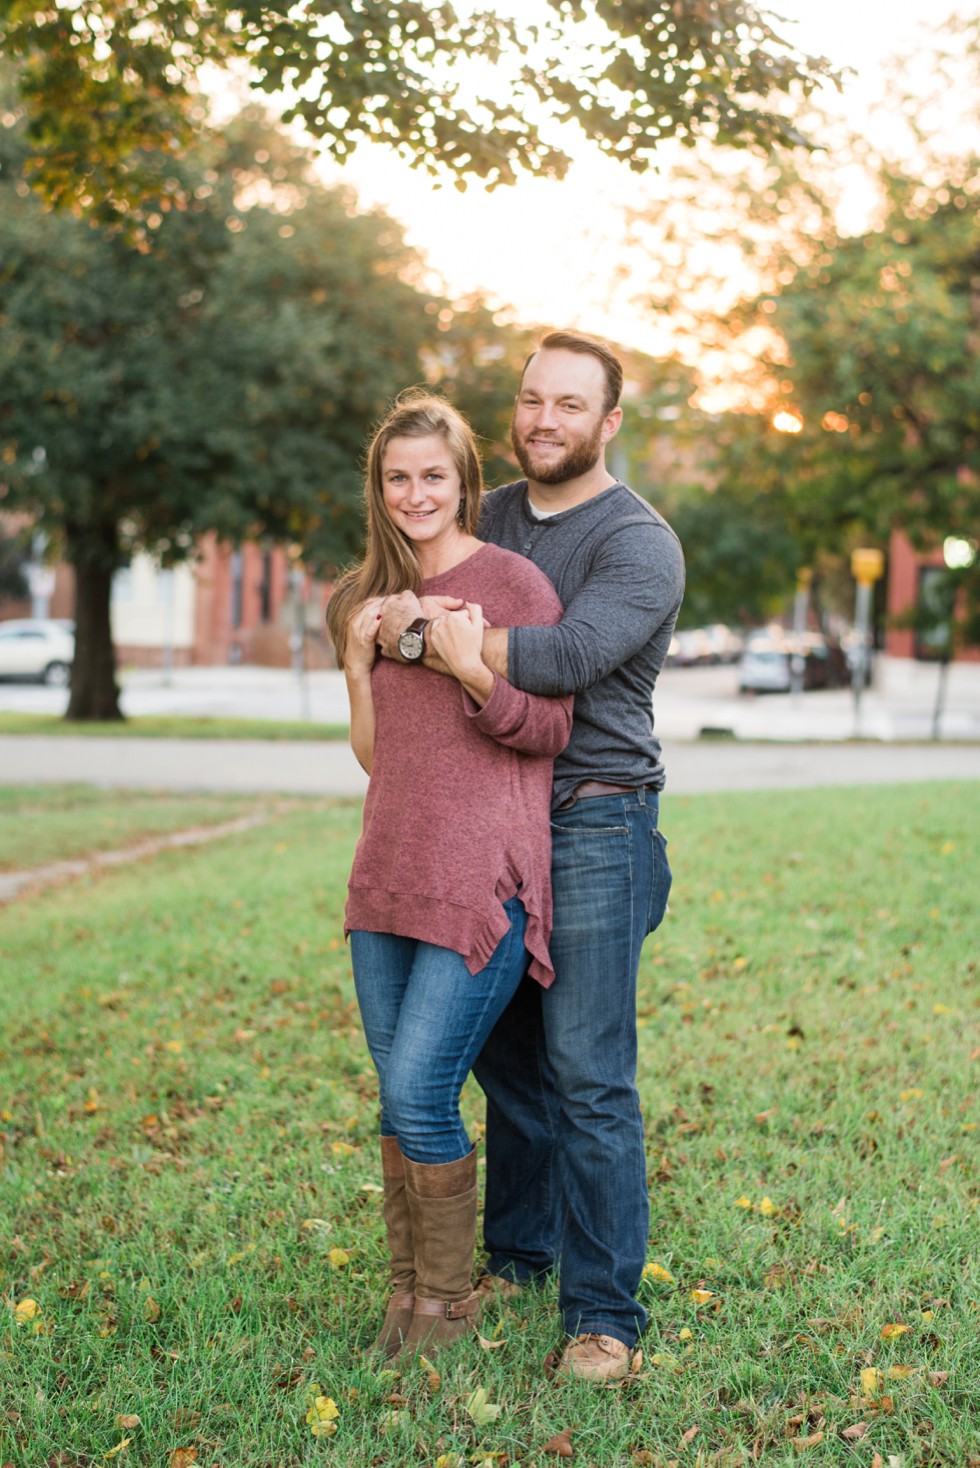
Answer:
[{"left": 413, "top": 1292, "right": 480, "bottom": 1322}]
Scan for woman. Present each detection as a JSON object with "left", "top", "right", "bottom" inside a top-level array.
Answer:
[{"left": 327, "top": 392, "right": 571, "bottom": 1360}]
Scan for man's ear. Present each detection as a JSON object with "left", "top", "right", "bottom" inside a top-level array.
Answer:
[{"left": 601, "top": 407, "right": 624, "bottom": 444}]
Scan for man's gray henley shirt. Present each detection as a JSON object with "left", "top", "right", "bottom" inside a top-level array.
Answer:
[{"left": 479, "top": 480, "right": 685, "bottom": 808}]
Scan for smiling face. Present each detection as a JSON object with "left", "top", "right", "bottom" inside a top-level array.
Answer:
[
  {"left": 381, "top": 433, "right": 464, "bottom": 556},
  {"left": 511, "top": 347, "right": 622, "bottom": 487}
]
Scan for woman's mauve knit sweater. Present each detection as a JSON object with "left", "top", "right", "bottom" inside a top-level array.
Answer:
[{"left": 345, "top": 543, "right": 572, "bottom": 987}]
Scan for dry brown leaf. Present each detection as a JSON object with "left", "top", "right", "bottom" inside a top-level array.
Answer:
[
  {"left": 169, "top": 1451, "right": 198, "bottom": 1468},
  {"left": 929, "top": 1370, "right": 949, "bottom": 1387},
  {"left": 793, "top": 1432, "right": 824, "bottom": 1450},
  {"left": 142, "top": 1296, "right": 161, "bottom": 1323},
  {"left": 841, "top": 1422, "right": 870, "bottom": 1441},
  {"left": 680, "top": 1425, "right": 700, "bottom": 1445},
  {"left": 114, "top": 1416, "right": 141, "bottom": 1431},
  {"left": 754, "top": 1108, "right": 778, "bottom": 1124},
  {"left": 476, "top": 1332, "right": 507, "bottom": 1350},
  {"left": 542, "top": 1430, "right": 574, "bottom": 1458},
  {"left": 170, "top": 1410, "right": 201, "bottom": 1432},
  {"left": 871, "top": 1455, "right": 884, "bottom": 1468}
]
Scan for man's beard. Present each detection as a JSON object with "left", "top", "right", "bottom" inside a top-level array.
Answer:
[{"left": 510, "top": 414, "right": 605, "bottom": 485}]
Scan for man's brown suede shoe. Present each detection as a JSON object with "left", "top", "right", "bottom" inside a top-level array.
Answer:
[
  {"left": 557, "top": 1332, "right": 631, "bottom": 1382},
  {"left": 474, "top": 1272, "right": 524, "bottom": 1301}
]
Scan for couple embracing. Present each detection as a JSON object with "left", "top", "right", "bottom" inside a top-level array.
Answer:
[{"left": 327, "top": 330, "right": 684, "bottom": 1382}]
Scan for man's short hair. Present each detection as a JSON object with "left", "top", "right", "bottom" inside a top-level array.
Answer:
[{"left": 524, "top": 330, "right": 624, "bottom": 418}]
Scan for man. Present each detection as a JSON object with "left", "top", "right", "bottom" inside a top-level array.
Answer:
[{"left": 378, "top": 330, "right": 684, "bottom": 1380}]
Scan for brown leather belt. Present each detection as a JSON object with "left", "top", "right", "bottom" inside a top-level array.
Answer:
[{"left": 556, "top": 780, "right": 641, "bottom": 810}]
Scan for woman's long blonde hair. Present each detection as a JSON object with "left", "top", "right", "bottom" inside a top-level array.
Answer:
[{"left": 326, "top": 391, "right": 485, "bottom": 667}]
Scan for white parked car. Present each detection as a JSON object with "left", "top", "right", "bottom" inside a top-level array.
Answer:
[{"left": 0, "top": 619, "right": 75, "bottom": 686}]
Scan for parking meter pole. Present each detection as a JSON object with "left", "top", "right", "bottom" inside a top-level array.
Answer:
[
  {"left": 850, "top": 548, "right": 884, "bottom": 738},
  {"left": 790, "top": 568, "right": 811, "bottom": 703}
]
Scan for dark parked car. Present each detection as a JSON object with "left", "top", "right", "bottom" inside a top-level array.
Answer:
[{"left": 738, "top": 634, "right": 848, "bottom": 694}]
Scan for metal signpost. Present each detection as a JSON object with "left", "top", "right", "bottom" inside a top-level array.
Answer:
[{"left": 850, "top": 547, "right": 885, "bottom": 736}]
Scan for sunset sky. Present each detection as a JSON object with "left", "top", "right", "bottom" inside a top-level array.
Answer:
[{"left": 309, "top": 0, "right": 969, "bottom": 356}]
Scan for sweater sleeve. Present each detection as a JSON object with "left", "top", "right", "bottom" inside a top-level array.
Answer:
[
  {"left": 508, "top": 521, "right": 685, "bottom": 697},
  {"left": 462, "top": 674, "right": 572, "bottom": 755}
]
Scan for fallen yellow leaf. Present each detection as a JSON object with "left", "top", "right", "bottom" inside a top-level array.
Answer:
[
  {"left": 418, "top": 1353, "right": 442, "bottom": 1392},
  {"left": 103, "top": 1441, "right": 132, "bottom": 1460},
  {"left": 465, "top": 1386, "right": 502, "bottom": 1426},
  {"left": 758, "top": 1196, "right": 779, "bottom": 1218},
  {"left": 734, "top": 1196, "right": 753, "bottom": 1209},
  {"left": 13, "top": 1298, "right": 39, "bottom": 1325},
  {"left": 861, "top": 1368, "right": 884, "bottom": 1397},
  {"left": 880, "top": 1323, "right": 911, "bottom": 1340},
  {"left": 886, "top": 1365, "right": 915, "bottom": 1380},
  {"left": 642, "top": 1261, "right": 675, "bottom": 1283},
  {"left": 327, "top": 1247, "right": 350, "bottom": 1268},
  {"left": 305, "top": 1389, "right": 340, "bottom": 1438},
  {"left": 169, "top": 1450, "right": 198, "bottom": 1468},
  {"left": 689, "top": 1289, "right": 713, "bottom": 1306}
]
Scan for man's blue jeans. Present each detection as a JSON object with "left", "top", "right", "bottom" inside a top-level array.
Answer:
[
  {"left": 350, "top": 897, "right": 528, "bottom": 1165},
  {"left": 473, "top": 789, "right": 671, "bottom": 1348}
]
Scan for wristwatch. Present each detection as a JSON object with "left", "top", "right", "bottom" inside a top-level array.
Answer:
[{"left": 397, "top": 617, "right": 429, "bottom": 662}]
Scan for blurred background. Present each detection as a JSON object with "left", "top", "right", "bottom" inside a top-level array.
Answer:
[{"left": 0, "top": 0, "right": 977, "bottom": 730}]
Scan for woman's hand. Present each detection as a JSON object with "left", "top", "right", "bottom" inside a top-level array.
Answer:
[
  {"left": 345, "top": 598, "right": 384, "bottom": 674},
  {"left": 429, "top": 604, "right": 494, "bottom": 706}
]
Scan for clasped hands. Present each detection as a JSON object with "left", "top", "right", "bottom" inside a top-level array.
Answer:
[{"left": 349, "top": 590, "right": 491, "bottom": 695}]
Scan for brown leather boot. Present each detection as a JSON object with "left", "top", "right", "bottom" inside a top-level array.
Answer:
[
  {"left": 397, "top": 1147, "right": 482, "bottom": 1357},
  {"left": 368, "top": 1135, "right": 416, "bottom": 1357}
]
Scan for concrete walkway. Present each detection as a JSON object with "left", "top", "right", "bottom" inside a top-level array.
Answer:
[{"left": 2, "top": 733, "right": 978, "bottom": 797}]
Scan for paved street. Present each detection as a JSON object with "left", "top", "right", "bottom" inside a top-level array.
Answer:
[
  {"left": 1, "top": 656, "right": 978, "bottom": 796},
  {"left": 2, "top": 730, "right": 980, "bottom": 798}
]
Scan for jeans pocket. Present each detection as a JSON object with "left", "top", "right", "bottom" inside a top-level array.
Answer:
[{"left": 647, "top": 828, "right": 672, "bottom": 935}]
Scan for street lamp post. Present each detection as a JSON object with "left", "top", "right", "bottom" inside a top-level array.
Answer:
[
  {"left": 288, "top": 553, "right": 311, "bottom": 723},
  {"left": 790, "top": 567, "right": 812, "bottom": 701},
  {"left": 850, "top": 547, "right": 884, "bottom": 736}
]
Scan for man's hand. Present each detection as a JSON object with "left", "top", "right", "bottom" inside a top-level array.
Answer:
[
  {"left": 377, "top": 590, "right": 464, "bottom": 662},
  {"left": 377, "top": 591, "right": 423, "bottom": 660}
]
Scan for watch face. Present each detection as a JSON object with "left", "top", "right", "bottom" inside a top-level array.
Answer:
[{"left": 398, "top": 629, "right": 425, "bottom": 661}]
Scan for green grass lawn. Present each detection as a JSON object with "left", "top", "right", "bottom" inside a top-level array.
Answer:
[
  {"left": 0, "top": 712, "right": 349, "bottom": 741},
  {"left": 0, "top": 783, "right": 976, "bottom": 1467},
  {"left": 1, "top": 785, "right": 263, "bottom": 872}
]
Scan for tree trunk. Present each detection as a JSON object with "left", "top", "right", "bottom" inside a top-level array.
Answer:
[{"left": 65, "top": 522, "right": 124, "bottom": 722}]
